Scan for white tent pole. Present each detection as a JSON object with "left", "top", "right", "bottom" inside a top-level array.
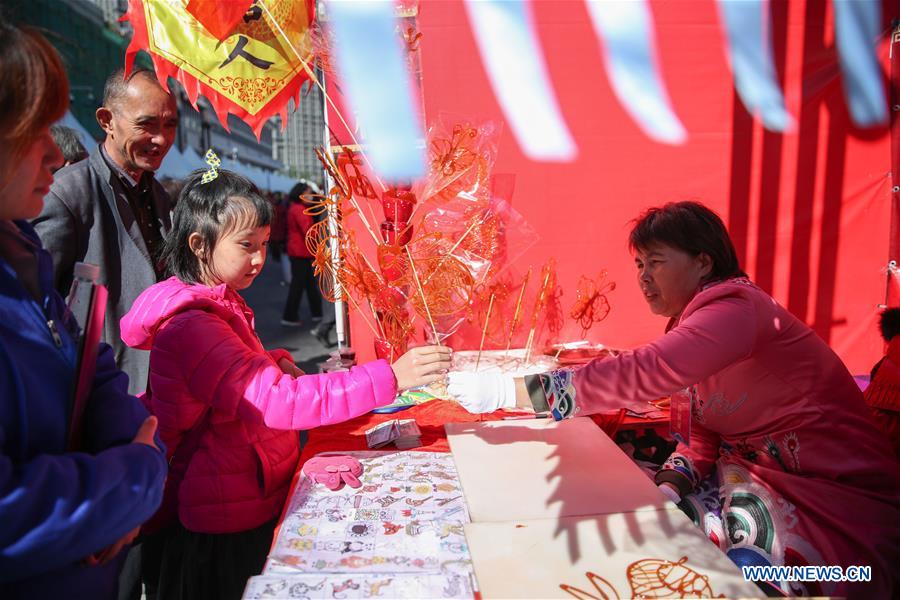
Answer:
[{"left": 320, "top": 69, "right": 350, "bottom": 349}]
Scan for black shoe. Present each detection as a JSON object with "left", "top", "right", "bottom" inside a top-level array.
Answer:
[{"left": 312, "top": 325, "right": 334, "bottom": 347}]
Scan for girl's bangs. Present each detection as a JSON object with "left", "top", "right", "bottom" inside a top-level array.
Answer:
[{"left": 220, "top": 195, "right": 272, "bottom": 233}]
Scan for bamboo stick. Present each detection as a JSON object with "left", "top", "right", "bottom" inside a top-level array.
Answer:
[
  {"left": 367, "top": 297, "right": 387, "bottom": 340},
  {"left": 505, "top": 267, "right": 532, "bottom": 356},
  {"left": 475, "top": 293, "right": 496, "bottom": 371},
  {"left": 404, "top": 245, "right": 439, "bottom": 343},
  {"left": 524, "top": 266, "right": 553, "bottom": 363}
]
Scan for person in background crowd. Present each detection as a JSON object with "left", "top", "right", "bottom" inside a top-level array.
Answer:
[
  {"left": 160, "top": 176, "right": 184, "bottom": 212},
  {"left": 311, "top": 304, "right": 337, "bottom": 347},
  {"left": 281, "top": 181, "right": 322, "bottom": 327},
  {"left": 120, "top": 169, "right": 451, "bottom": 600},
  {"left": 451, "top": 201, "right": 900, "bottom": 599},
  {"left": 298, "top": 180, "right": 336, "bottom": 346},
  {"left": 864, "top": 307, "right": 900, "bottom": 457},
  {"left": 49, "top": 124, "right": 88, "bottom": 171},
  {"left": 267, "top": 190, "right": 287, "bottom": 283},
  {"left": 32, "top": 66, "right": 178, "bottom": 397},
  {"left": 0, "top": 21, "right": 167, "bottom": 600}
]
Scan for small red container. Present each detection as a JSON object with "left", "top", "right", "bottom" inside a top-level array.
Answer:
[
  {"left": 375, "top": 286, "right": 407, "bottom": 312},
  {"left": 380, "top": 221, "right": 412, "bottom": 247},
  {"left": 374, "top": 337, "right": 399, "bottom": 362},
  {"left": 381, "top": 188, "right": 416, "bottom": 223}
]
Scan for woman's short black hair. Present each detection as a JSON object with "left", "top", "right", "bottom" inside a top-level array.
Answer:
[
  {"left": 162, "top": 169, "right": 273, "bottom": 284},
  {"left": 879, "top": 307, "right": 900, "bottom": 342},
  {"left": 288, "top": 181, "right": 311, "bottom": 203},
  {"left": 629, "top": 201, "right": 746, "bottom": 282}
]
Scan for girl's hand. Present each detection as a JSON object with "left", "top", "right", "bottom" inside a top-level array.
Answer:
[
  {"left": 390, "top": 345, "right": 452, "bottom": 391},
  {"left": 278, "top": 357, "right": 305, "bottom": 377}
]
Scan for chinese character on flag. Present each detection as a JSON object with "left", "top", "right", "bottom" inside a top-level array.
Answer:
[{"left": 123, "top": 0, "right": 316, "bottom": 137}]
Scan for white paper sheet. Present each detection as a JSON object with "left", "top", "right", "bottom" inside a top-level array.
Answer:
[{"left": 446, "top": 418, "right": 674, "bottom": 522}]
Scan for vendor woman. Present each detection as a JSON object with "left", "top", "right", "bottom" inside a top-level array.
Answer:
[{"left": 449, "top": 201, "right": 900, "bottom": 598}]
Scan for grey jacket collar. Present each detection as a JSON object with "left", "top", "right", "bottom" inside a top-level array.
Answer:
[{"left": 88, "top": 146, "right": 171, "bottom": 263}]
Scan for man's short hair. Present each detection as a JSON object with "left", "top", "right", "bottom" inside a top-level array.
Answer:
[
  {"left": 49, "top": 125, "right": 88, "bottom": 164},
  {"left": 101, "top": 67, "right": 161, "bottom": 109}
]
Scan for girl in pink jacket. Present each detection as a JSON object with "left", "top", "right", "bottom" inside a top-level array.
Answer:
[
  {"left": 121, "top": 170, "right": 450, "bottom": 600},
  {"left": 451, "top": 202, "right": 900, "bottom": 599}
]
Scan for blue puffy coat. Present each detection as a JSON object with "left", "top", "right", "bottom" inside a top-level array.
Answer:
[{"left": 0, "top": 221, "right": 166, "bottom": 599}]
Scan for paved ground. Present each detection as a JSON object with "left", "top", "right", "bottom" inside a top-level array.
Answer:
[{"left": 238, "top": 254, "right": 335, "bottom": 374}]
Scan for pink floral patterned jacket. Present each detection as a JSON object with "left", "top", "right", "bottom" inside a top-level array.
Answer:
[{"left": 526, "top": 278, "right": 900, "bottom": 598}]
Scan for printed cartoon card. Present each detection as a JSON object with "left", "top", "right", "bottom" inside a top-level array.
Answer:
[
  {"left": 265, "top": 451, "right": 472, "bottom": 583},
  {"left": 243, "top": 572, "right": 474, "bottom": 599}
]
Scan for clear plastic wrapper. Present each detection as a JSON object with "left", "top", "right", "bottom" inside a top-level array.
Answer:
[{"left": 417, "top": 117, "right": 500, "bottom": 210}]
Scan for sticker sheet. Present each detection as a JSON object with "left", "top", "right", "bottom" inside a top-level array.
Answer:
[
  {"left": 262, "top": 451, "right": 473, "bottom": 598},
  {"left": 243, "top": 573, "right": 474, "bottom": 599}
]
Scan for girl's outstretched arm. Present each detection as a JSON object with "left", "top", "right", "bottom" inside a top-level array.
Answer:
[{"left": 155, "top": 310, "right": 411, "bottom": 430}]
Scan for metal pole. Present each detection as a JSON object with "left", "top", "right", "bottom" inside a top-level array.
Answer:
[{"left": 319, "top": 68, "right": 350, "bottom": 348}]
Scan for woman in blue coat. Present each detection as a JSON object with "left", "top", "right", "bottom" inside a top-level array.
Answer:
[{"left": 0, "top": 21, "right": 167, "bottom": 599}]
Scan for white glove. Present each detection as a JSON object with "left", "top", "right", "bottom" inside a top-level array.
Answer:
[
  {"left": 658, "top": 483, "right": 682, "bottom": 504},
  {"left": 447, "top": 371, "right": 517, "bottom": 413}
]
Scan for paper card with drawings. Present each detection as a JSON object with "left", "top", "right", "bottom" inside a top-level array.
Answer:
[
  {"left": 243, "top": 573, "right": 474, "bottom": 599},
  {"left": 266, "top": 451, "right": 471, "bottom": 582}
]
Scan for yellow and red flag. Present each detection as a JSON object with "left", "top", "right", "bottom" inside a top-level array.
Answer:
[{"left": 123, "top": 0, "right": 316, "bottom": 137}]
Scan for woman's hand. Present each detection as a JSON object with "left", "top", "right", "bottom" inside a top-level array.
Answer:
[
  {"left": 390, "top": 345, "right": 452, "bottom": 390},
  {"left": 131, "top": 415, "right": 160, "bottom": 451},
  {"left": 82, "top": 417, "right": 159, "bottom": 566},
  {"left": 83, "top": 526, "right": 140, "bottom": 566},
  {"left": 447, "top": 372, "right": 517, "bottom": 413},
  {"left": 658, "top": 482, "right": 682, "bottom": 504}
]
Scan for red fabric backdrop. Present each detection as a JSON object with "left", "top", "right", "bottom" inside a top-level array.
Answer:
[{"left": 334, "top": 0, "right": 895, "bottom": 374}]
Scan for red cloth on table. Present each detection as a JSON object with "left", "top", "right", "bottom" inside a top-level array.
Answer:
[{"left": 298, "top": 399, "right": 627, "bottom": 464}]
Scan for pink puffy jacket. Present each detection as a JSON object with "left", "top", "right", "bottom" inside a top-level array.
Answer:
[{"left": 121, "top": 277, "right": 397, "bottom": 533}]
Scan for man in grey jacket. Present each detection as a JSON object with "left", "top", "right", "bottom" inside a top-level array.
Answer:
[{"left": 33, "top": 68, "right": 178, "bottom": 396}]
